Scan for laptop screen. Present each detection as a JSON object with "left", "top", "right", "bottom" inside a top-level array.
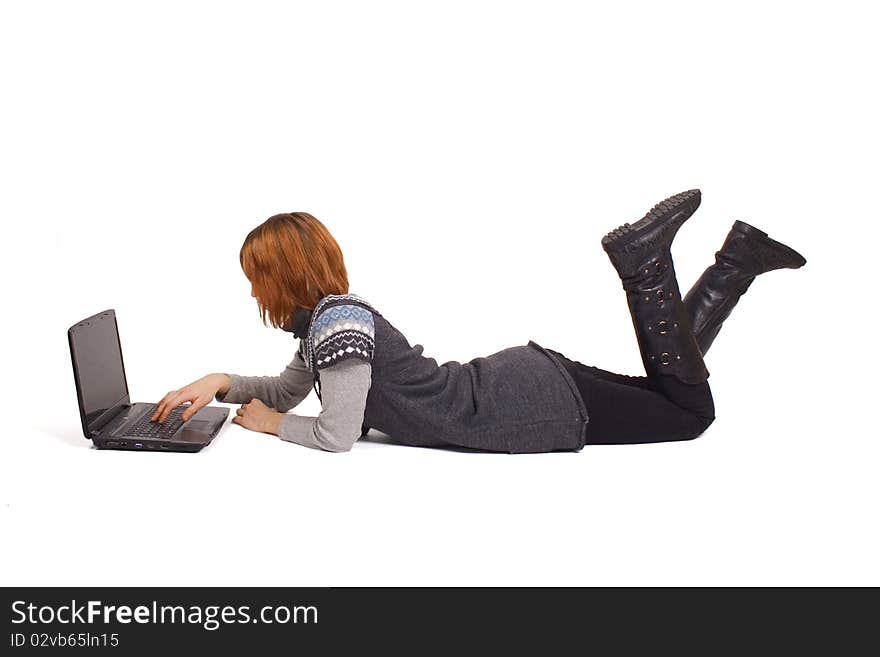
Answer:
[{"left": 69, "top": 310, "right": 130, "bottom": 433}]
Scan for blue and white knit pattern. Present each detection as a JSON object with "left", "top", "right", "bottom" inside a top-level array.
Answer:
[{"left": 307, "top": 294, "right": 376, "bottom": 372}]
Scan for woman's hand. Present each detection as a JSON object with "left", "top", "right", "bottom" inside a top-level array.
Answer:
[
  {"left": 152, "top": 373, "right": 232, "bottom": 423},
  {"left": 233, "top": 399, "right": 284, "bottom": 435}
]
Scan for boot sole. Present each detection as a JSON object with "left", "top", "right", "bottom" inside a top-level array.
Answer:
[
  {"left": 731, "top": 219, "right": 807, "bottom": 268},
  {"left": 602, "top": 189, "right": 701, "bottom": 254}
]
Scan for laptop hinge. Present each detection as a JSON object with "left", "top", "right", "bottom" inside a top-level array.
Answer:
[{"left": 92, "top": 403, "right": 133, "bottom": 439}]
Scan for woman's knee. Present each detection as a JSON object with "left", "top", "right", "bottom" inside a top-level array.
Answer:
[
  {"left": 684, "top": 410, "right": 716, "bottom": 441},
  {"left": 690, "top": 384, "right": 716, "bottom": 438}
]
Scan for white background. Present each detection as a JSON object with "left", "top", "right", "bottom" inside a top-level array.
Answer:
[{"left": 1, "top": 1, "right": 877, "bottom": 586}]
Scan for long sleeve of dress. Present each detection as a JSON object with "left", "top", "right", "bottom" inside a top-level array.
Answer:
[
  {"left": 277, "top": 358, "right": 372, "bottom": 452},
  {"left": 214, "top": 349, "right": 313, "bottom": 412},
  {"left": 215, "top": 296, "right": 375, "bottom": 451}
]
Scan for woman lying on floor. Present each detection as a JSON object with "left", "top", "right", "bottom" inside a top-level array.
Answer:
[{"left": 151, "top": 190, "right": 806, "bottom": 453}]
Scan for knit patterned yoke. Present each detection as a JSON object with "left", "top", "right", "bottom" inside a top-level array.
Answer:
[{"left": 305, "top": 294, "right": 377, "bottom": 400}]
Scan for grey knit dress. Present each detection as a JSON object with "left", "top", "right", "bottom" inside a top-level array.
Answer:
[
  {"left": 298, "top": 294, "right": 589, "bottom": 453},
  {"left": 219, "top": 293, "right": 589, "bottom": 453}
]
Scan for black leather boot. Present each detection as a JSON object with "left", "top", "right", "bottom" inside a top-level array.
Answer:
[
  {"left": 602, "top": 190, "right": 709, "bottom": 384},
  {"left": 683, "top": 220, "right": 807, "bottom": 355}
]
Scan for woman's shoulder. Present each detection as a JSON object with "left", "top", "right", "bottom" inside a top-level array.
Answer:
[
  {"left": 309, "top": 293, "right": 377, "bottom": 371},
  {"left": 313, "top": 293, "right": 378, "bottom": 335},
  {"left": 314, "top": 292, "right": 378, "bottom": 315}
]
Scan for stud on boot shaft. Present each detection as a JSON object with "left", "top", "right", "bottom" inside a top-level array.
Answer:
[{"left": 602, "top": 189, "right": 701, "bottom": 281}]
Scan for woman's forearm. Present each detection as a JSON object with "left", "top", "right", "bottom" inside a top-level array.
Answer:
[
  {"left": 213, "top": 353, "right": 313, "bottom": 411},
  {"left": 276, "top": 359, "right": 371, "bottom": 452},
  {"left": 215, "top": 373, "right": 293, "bottom": 409}
]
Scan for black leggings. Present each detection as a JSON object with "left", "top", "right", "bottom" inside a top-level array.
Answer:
[{"left": 545, "top": 349, "right": 716, "bottom": 445}]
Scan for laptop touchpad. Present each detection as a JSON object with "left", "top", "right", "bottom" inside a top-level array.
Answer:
[{"left": 180, "top": 420, "right": 213, "bottom": 442}]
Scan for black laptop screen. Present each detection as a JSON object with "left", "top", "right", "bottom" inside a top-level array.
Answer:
[{"left": 71, "top": 312, "right": 129, "bottom": 428}]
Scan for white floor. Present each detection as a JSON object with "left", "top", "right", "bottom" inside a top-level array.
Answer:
[{"left": 3, "top": 338, "right": 876, "bottom": 586}]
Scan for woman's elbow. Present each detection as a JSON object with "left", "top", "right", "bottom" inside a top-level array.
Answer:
[{"left": 319, "top": 434, "right": 359, "bottom": 453}]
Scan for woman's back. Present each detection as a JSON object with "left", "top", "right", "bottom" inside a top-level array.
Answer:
[{"left": 359, "top": 301, "right": 589, "bottom": 453}]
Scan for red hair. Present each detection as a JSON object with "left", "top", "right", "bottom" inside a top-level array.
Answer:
[{"left": 240, "top": 212, "right": 349, "bottom": 328}]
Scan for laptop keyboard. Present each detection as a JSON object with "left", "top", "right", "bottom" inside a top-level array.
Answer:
[{"left": 127, "top": 404, "right": 187, "bottom": 439}]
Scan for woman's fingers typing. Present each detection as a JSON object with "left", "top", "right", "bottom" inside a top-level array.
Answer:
[
  {"left": 151, "top": 375, "right": 226, "bottom": 423},
  {"left": 180, "top": 397, "right": 208, "bottom": 422},
  {"left": 151, "top": 392, "right": 177, "bottom": 422},
  {"left": 153, "top": 389, "right": 195, "bottom": 423}
]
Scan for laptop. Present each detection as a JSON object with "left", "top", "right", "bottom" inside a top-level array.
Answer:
[{"left": 68, "top": 309, "right": 229, "bottom": 452}]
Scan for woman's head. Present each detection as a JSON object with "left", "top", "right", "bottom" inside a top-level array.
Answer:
[{"left": 240, "top": 212, "right": 349, "bottom": 328}]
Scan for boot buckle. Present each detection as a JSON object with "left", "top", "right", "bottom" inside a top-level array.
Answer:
[
  {"left": 642, "top": 261, "right": 669, "bottom": 277},
  {"left": 648, "top": 319, "right": 670, "bottom": 335}
]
